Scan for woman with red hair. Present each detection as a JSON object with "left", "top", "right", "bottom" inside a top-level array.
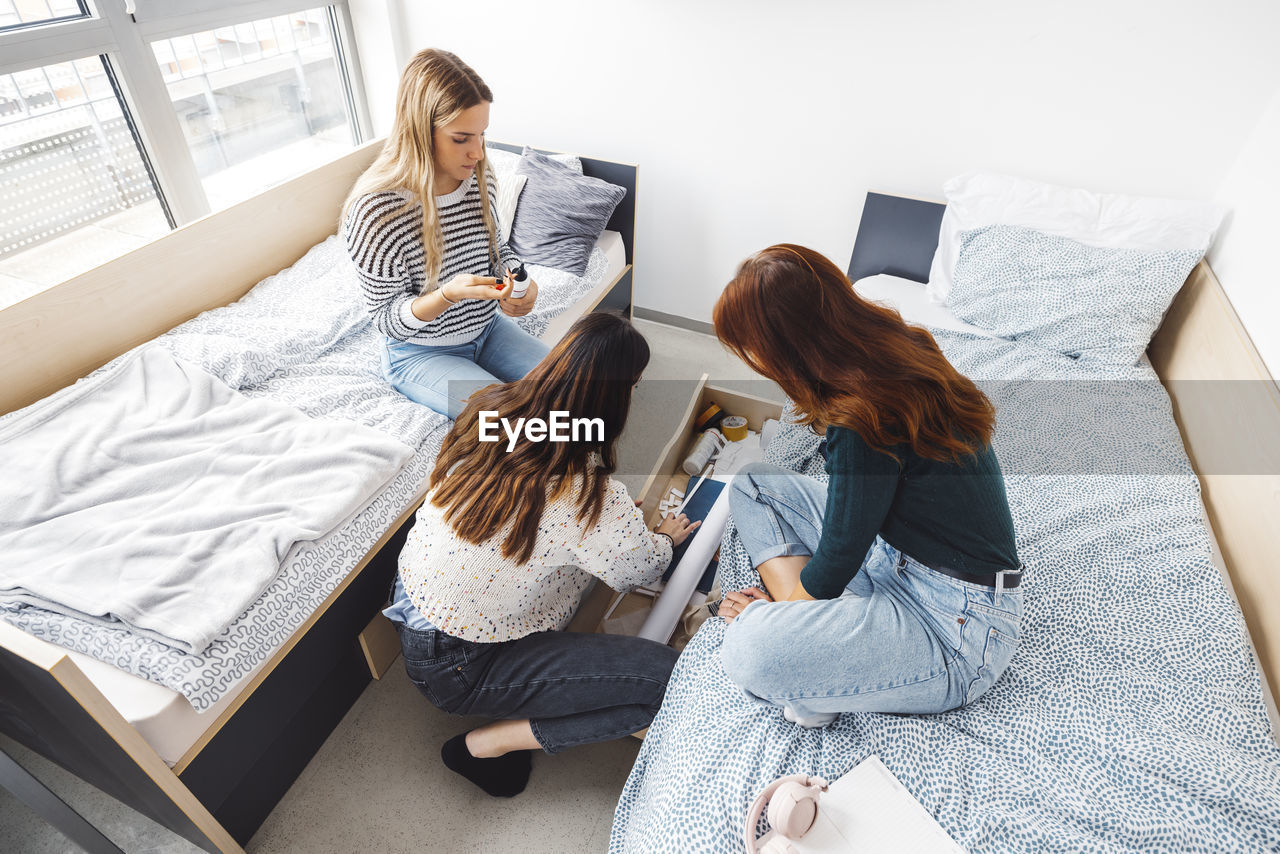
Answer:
[{"left": 712, "top": 244, "right": 1022, "bottom": 727}]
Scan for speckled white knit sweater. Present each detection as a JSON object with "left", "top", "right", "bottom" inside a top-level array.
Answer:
[{"left": 398, "top": 477, "right": 672, "bottom": 643}]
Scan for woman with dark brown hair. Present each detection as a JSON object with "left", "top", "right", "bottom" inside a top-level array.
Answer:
[
  {"left": 381, "top": 312, "right": 698, "bottom": 796},
  {"left": 712, "top": 244, "right": 1022, "bottom": 728}
]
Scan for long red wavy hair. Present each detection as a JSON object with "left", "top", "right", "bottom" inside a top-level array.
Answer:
[{"left": 712, "top": 244, "right": 994, "bottom": 461}]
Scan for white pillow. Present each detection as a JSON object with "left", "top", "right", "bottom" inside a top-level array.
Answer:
[
  {"left": 485, "top": 145, "right": 582, "bottom": 179},
  {"left": 926, "top": 171, "right": 1225, "bottom": 303},
  {"left": 949, "top": 225, "right": 1203, "bottom": 364},
  {"left": 492, "top": 172, "right": 526, "bottom": 243},
  {"left": 485, "top": 145, "right": 583, "bottom": 243}
]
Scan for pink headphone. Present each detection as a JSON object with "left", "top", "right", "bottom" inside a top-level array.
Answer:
[{"left": 743, "top": 774, "right": 829, "bottom": 854}]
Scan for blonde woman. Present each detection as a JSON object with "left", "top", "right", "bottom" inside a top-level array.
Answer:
[{"left": 343, "top": 48, "right": 548, "bottom": 418}]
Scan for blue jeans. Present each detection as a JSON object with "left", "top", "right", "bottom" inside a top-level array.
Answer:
[
  {"left": 722, "top": 461, "right": 1022, "bottom": 718},
  {"left": 380, "top": 313, "right": 550, "bottom": 418},
  {"left": 397, "top": 626, "right": 679, "bottom": 754}
]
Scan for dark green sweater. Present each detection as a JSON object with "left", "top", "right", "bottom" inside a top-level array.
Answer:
[{"left": 799, "top": 425, "right": 1020, "bottom": 599}]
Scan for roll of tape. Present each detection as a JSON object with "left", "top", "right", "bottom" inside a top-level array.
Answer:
[
  {"left": 694, "top": 402, "right": 724, "bottom": 432},
  {"left": 720, "top": 415, "right": 748, "bottom": 442}
]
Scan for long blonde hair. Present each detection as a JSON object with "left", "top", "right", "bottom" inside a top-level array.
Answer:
[{"left": 342, "top": 48, "right": 500, "bottom": 290}]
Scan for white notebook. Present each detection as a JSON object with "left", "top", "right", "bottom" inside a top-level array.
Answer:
[{"left": 792, "top": 755, "right": 966, "bottom": 854}]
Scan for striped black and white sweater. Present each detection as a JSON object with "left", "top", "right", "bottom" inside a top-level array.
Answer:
[{"left": 343, "top": 175, "right": 518, "bottom": 346}]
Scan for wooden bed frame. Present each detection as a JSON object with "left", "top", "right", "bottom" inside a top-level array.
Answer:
[
  {"left": 1148, "top": 261, "right": 1280, "bottom": 722},
  {"left": 0, "top": 138, "right": 638, "bottom": 852}
]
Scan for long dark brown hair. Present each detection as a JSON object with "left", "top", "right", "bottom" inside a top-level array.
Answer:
[
  {"left": 712, "top": 244, "right": 994, "bottom": 461},
  {"left": 429, "top": 312, "right": 650, "bottom": 563}
]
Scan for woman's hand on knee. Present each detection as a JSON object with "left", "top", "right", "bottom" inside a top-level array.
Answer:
[{"left": 717, "top": 587, "right": 772, "bottom": 624}]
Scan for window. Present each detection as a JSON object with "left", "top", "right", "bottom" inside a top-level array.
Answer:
[
  {"left": 0, "top": 0, "right": 88, "bottom": 33},
  {"left": 151, "top": 9, "right": 358, "bottom": 210},
  {"left": 0, "top": 1, "right": 369, "bottom": 312},
  {"left": 0, "top": 57, "right": 167, "bottom": 306}
]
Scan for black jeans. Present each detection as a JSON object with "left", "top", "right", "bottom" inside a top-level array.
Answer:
[{"left": 398, "top": 626, "right": 680, "bottom": 754}]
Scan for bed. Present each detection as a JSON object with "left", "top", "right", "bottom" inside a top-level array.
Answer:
[
  {"left": 0, "top": 138, "right": 637, "bottom": 852},
  {"left": 610, "top": 190, "right": 1280, "bottom": 852}
]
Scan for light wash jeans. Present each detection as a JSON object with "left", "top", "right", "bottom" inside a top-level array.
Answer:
[
  {"left": 722, "top": 461, "right": 1022, "bottom": 719},
  {"left": 380, "top": 313, "right": 550, "bottom": 418}
]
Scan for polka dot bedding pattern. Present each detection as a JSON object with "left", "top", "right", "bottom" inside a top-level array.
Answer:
[
  {"left": 0, "top": 236, "right": 598, "bottom": 712},
  {"left": 948, "top": 225, "right": 1203, "bottom": 366},
  {"left": 611, "top": 330, "right": 1280, "bottom": 853}
]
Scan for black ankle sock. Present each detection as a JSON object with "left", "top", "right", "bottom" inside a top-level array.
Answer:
[{"left": 441, "top": 733, "right": 532, "bottom": 798}]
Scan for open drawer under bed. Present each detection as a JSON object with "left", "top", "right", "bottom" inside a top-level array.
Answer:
[{"left": 569, "top": 380, "right": 786, "bottom": 642}]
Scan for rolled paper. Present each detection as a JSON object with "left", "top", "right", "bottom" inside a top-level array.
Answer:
[
  {"left": 638, "top": 487, "right": 731, "bottom": 644},
  {"left": 760, "top": 418, "right": 781, "bottom": 449}
]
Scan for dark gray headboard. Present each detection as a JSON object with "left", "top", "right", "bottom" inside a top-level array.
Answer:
[
  {"left": 846, "top": 192, "right": 946, "bottom": 284},
  {"left": 486, "top": 141, "right": 636, "bottom": 264}
]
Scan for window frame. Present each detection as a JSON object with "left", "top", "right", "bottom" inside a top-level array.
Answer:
[
  {"left": 0, "top": 0, "right": 90, "bottom": 35},
  {"left": 0, "top": 0, "right": 371, "bottom": 230}
]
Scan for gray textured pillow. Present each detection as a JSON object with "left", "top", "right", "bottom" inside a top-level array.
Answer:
[
  {"left": 485, "top": 146, "right": 579, "bottom": 243},
  {"left": 949, "top": 224, "right": 1202, "bottom": 364},
  {"left": 509, "top": 146, "right": 625, "bottom": 276}
]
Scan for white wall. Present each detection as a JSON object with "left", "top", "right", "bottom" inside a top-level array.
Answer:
[
  {"left": 1209, "top": 86, "right": 1280, "bottom": 377},
  {"left": 347, "top": 0, "right": 412, "bottom": 134},
  {"left": 353, "top": 0, "right": 1280, "bottom": 349}
]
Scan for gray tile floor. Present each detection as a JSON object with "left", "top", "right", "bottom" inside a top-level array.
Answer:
[
  {"left": 0, "top": 318, "right": 780, "bottom": 854},
  {"left": 249, "top": 672, "right": 631, "bottom": 854}
]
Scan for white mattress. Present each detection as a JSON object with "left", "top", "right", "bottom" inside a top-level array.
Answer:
[
  {"left": 69, "top": 645, "right": 279, "bottom": 765},
  {"left": 597, "top": 229, "right": 627, "bottom": 281},
  {"left": 51, "top": 230, "right": 628, "bottom": 767},
  {"left": 538, "top": 229, "right": 627, "bottom": 342}
]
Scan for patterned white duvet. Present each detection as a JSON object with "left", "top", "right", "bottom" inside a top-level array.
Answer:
[
  {"left": 0, "top": 235, "right": 609, "bottom": 712},
  {"left": 612, "top": 330, "right": 1280, "bottom": 853}
]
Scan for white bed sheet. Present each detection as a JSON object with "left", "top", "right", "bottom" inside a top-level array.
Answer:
[
  {"left": 853, "top": 273, "right": 998, "bottom": 338},
  {"left": 40, "top": 230, "right": 627, "bottom": 767},
  {"left": 70, "top": 646, "right": 276, "bottom": 765}
]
